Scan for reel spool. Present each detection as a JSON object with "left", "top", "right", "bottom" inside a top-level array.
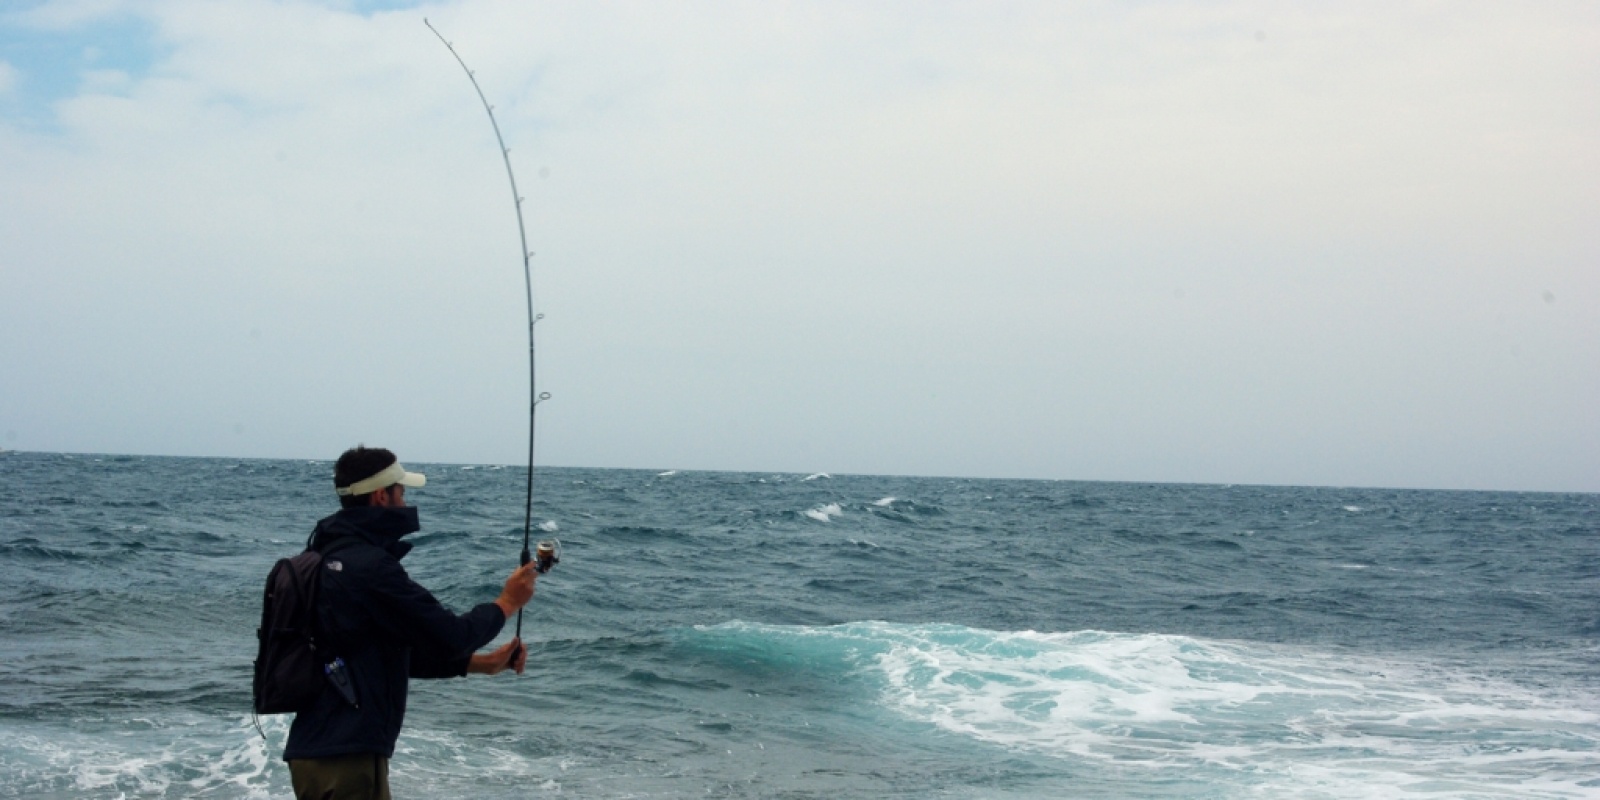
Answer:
[{"left": 534, "top": 539, "right": 561, "bottom": 573}]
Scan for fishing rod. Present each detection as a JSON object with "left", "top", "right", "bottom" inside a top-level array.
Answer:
[{"left": 424, "top": 19, "right": 557, "bottom": 658}]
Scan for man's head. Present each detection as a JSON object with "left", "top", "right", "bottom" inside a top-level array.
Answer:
[{"left": 334, "top": 446, "right": 426, "bottom": 509}]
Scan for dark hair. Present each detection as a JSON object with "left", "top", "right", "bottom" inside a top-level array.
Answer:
[{"left": 334, "top": 445, "right": 397, "bottom": 508}]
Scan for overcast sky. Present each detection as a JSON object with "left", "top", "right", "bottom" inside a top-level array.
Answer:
[{"left": 2, "top": 0, "right": 1596, "bottom": 492}]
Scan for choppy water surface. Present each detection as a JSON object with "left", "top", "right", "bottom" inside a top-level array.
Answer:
[{"left": 1, "top": 452, "right": 1596, "bottom": 798}]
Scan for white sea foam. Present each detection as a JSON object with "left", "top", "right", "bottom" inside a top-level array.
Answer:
[
  {"left": 873, "top": 497, "right": 896, "bottom": 507},
  {"left": 657, "top": 470, "right": 678, "bottom": 477},
  {"left": 538, "top": 520, "right": 559, "bottom": 532},
  {"left": 392, "top": 725, "right": 565, "bottom": 789},
  {"left": 706, "top": 622, "right": 1600, "bottom": 799},
  {"left": 871, "top": 626, "right": 1600, "bottom": 798},
  {"left": 802, "top": 473, "right": 830, "bottom": 481},
  {"left": 0, "top": 712, "right": 571, "bottom": 799},
  {"left": 804, "top": 503, "right": 843, "bottom": 522},
  {"left": 1343, "top": 505, "right": 1363, "bottom": 512},
  {"left": 0, "top": 713, "right": 285, "bottom": 799}
]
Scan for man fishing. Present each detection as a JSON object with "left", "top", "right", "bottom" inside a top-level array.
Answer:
[{"left": 284, "top": 445, "right": 538, "bottom": 800}]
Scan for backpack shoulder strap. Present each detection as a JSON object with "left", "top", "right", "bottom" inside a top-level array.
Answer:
[
  {"left": 304, "top": 530, "right": 362, "bottom": 557},
  {"left": 301, "top": 535, "right": 365, "bottom": 654}
]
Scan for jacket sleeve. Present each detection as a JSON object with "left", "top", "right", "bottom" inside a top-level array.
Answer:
[
  {"left": 353, "top": 555, "right": 507, "bottom": 664},
  {"left": 408, "top": 648, "right": 473, "bottom": 680}
]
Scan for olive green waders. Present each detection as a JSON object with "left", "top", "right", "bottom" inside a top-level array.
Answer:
[{"left": 288, "top": 754, "right": 391, "bottom": 800}]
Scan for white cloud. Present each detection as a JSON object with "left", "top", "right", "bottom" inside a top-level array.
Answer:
[
  {"left": 12, "top": 0, "right": 138, "bottom": 29},
  {"left": 78, "top": 67, "right": 130, "bottom": 92},
  {"left": 0, "top": 61, "right": 15, "bottom": 94}
]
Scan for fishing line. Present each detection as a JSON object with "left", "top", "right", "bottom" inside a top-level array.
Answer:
[{"left": 425, "top": 19, "right": 552, "bottom": 651}]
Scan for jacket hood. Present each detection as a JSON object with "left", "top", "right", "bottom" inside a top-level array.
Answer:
[{"left": 309, "top": 506, "right": 420, "bottom": 559}]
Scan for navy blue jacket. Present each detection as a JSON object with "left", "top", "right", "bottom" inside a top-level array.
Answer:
[{"left": 282, "top": 506, "right": 505, "bottom": 761}]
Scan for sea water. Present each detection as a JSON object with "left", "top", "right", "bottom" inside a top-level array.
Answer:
[{"left": 0, "top": 452, "right": 1595, "bottom": 798}]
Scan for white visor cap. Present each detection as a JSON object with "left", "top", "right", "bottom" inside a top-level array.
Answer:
[{"left": 336, "top": 462, "right": 427, "bottom": 496}]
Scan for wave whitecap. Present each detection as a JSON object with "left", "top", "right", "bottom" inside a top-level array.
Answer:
[
  {"left": 689, "top": 621, "right": 1600, "bottom": 799},
  {"left": 804, "top": 503, "right": 843, "bottom": 522}
]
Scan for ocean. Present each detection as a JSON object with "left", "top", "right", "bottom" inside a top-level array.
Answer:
[{"left": 0, "top": 451, "right": 1595, "bottom": 798}]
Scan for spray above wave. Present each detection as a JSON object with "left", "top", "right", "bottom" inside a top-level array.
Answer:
[
  {"left": 689, "top": 621, "right": 1600, "bottom": 799},
  {"left": 804, "top": 503, "right": 843, "bottom": 523}
]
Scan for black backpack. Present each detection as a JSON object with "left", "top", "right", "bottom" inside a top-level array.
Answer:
[{"left": 252, "top": 538, "right": 349, "bottom": 715}]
